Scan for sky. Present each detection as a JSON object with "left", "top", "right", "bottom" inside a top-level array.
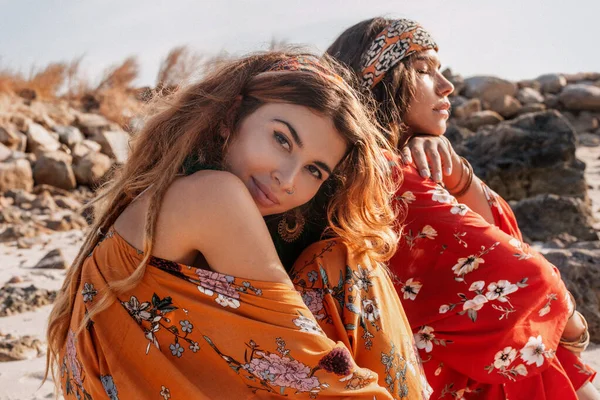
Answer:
[{"left": 1, "top": 0, "right": 599, "bottom": 87}]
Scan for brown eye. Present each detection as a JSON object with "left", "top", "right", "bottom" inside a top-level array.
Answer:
[
  {"left": 306, "top": 165, "right": 323, "bottom": 180},
  {"left": 274, "top": 132, "right": 291, "bottom": 151}
]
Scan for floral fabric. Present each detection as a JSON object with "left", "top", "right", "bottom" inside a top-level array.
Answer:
[
  {"left": 290, "top": 239, "right": 432, "bottom": 399},
  {"left": 59, "top": 228, "right": 398, "bottom": 399},
  {"left": 390, "top": 164, "right": 596, "bottom": 399}
]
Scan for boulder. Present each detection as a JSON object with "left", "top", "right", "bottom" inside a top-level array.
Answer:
[
  {"left": 32, "top": 151, "right": 77, "bottom": 190},
  {"left": 544, "top": 248, "right": 600, "bottom": 342},
  {"left": 514, "top": 103, "right": 546, "bottom": 117},
  {"left": 562, "top": 111, "right": 600, "bottom": 134},
  {"left": 460, "top": 110, "right": 586, "bottom": 200},
  {"left": 559, "top": 84, "right": 600, "bottom": 111},
  {"left": 75, "top": 113, "right": 116, "bottom": 137},
  {"left": 0, "top": 143, "right": 11, "bottom": 162},
  {"left": 73, "top": 151, "right": 113, "bottom": 186},
  {"left": 33, "top": 249, "right": 67, "bottom": 269},
  {"left": 0, "top": 124, "right": 26, "bottom": 151},
  {"left": 516, "top": 87, "right": 545, "bottom": 105},
  {"left": 0, "top": 158, "right": 34, "bottom": 192},
  {"left": 452, "top": 98, "right": 481, "bottom": 119},
  {"left": 536, "top": 73, "right": 567, "bottom": 94},
  {"left": 54, "top": 125, "right": 84, "bottom": 147},
  {"left": 461, "top": 110, "right": 504, "bottom": 131},
  {"left": 25, "top": 123, "right": 60, "bottom": 154},
  {"left": 92, "top": 130, "right": 130, "bottom": 163},
  {"left": 463, "top": 76, "right": 517, "bottom": 103},
  {"left": 512, "top": 194, "right": 597, "bottom": 242},
  {"left": 0, "top": 285, "right": 57, "bottom": 316},
  {"left": 71, "top": 140, "right": 102, "bottom": 163},
  {"left": 0, "top": 334, "right": 45, "bottom": 361},
  {"left": 488, "top": 95, "right": 522, "bottom": 118}
]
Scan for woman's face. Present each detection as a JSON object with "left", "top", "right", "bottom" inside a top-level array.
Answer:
[
  {"left": 403, "top": 49, "right": 455, "bottom": 136},
  {"left": 224, "top": 103, "right": 348, "bottom": 216}
]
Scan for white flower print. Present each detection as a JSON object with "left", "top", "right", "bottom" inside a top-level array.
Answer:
[
  {"left": 452, "top": 255, "right": 485, "bottom": 276},
  {"left": 81, "top": 282, "right": 97, "bottom": 303},
  {"left": 493, "top": 346, "right": 517, "bottom": 369},
  {"left": 485, "top": 280, "right": 519, "bottom": 302},
  {"left": 463, "top": 294, "right": 488, "bottom": 311},
  {"left": 520, "top": 335, "right": 546, "bottom": 367},
  {"left": 122, "top": 296, "right": 152, "bottom": 324},
  {"left": 450, "top": 204, "right": 469, "bottom": 216},
  {"left": 439, "top": 304, "right": 450, "bottom": 314},
  {"left": 469, "top": 280, "right": 485, "bottom": 292},
  {"left": 189, "top": 342, "right": 200, "bottom": 353},
  {"left": 421, "top": 225, "right": 438, "bottom": 240},
  {"left": 160, "top": 385, "right": 171, "bottom": 400},
  {"left": 508, "top": 238, "right": 522, "bottom": 248},
  {"left": 401, "top": 278, "right": 422, "bottom": 300},
  {"left": 307, "top": 270, "right": 318, "bottom": 283},
  {"left": 362, "top": 299, "right": 381, "bottom": 322},
  {"left": 539, "top": 304, "right": 551, "bottom": 317},
  {"left": 428, "top": 188, "right": 454, "bottom": 204},
  {"left": 415, "top": 326, "right": 435, "bottom": 353},
  {"left": 514, "top": 364, "right": 528, "bottom": 376},
  {"left": 170, "top": 343, "right": 184, "bottom": 358},
  {"left": 179, "top": 320, "right": 193, "bottom": 333},
  {"left": 400, "top": 191, "right": 416, "bottom": 204},
  {"left": 293, "top": 315, "right": 324, "bottom": 335},
  {"left": 214, "top": 294, "right": 240, "bottom": 309}
]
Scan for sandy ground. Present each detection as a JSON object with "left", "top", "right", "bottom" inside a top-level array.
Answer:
[{"left": 0, "top": 146, "right": 599, "bottom": 399}]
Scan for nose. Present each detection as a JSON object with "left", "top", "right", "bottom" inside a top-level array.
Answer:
[
  {"left": 437, "top": 73, "right": 454, "bottom": 97},
  {"left": 272, "top": 165, "right": 299, "bottom": 193}
]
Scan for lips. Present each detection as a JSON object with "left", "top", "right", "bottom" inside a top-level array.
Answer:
[{"left": 251, "top": 177, "right": 280, "bottom": 207}]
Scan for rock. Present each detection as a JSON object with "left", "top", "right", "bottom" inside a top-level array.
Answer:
[
  {"left": 544, "top": 248, "right": 600, "bottom": 342},
  {"left": 54, "top": 195, "right": 83, "bottom": 211},
  {"left": 543, "top": 94, "right": 561, "bottom": 109},
  {"left": 461, "top": 110, "right": 504, "bottom": 131},
  {"left": 16, "top": 238, "right": 33, "bottom": 249},
  {"left": 463, "top": 76, "right": 517, "bottom": 103},
  {"left": 0, "top": 224, "right": 41, "bottom": 243},
  {"left": 563, "top": 111, "right": 600, "bottom": 133},
  {"left": 0, "top": 158, "right": 34, "bottom": 192},
  {"left": 564, "top": 72, "right": 600, "bottom": 84},
  {"left": 536, "top": 73, "right": 567, "bottom": 94},
  {"left": 512, "top": 194, "right": 597, "bottom": 242},
  {"left": 33, "top": 249, "right": 67, "bottom": 269},
  {"left": 92, "top": 130, "right": 130, "bottom": 163},
  {"left": 514, "top": 103, "right": 547, "bottom": 116},
  {"left": 71, "top": 139, "right": 103, "bottom": 163},
  {"left": 6, "top": 276, "right": 23, "bottom": 284},
  {"left": 0, "top": 143, "right": 11, "bottom": 162},
  {"left": 559, "top": 84, "right": 600, "bottom": 111},
  {"left": 0, "top": 334, "right": 45, "bottom": 361},
  {"left": 0, "top": 206, "right": 21, "bottom": 224},
  {"left": 578, "top": 133, "right": 600, "bottom": 147},
  {"left": 54, "top": 125, "right": 84, "bottom": 147},
  {"left": 517, "top": 87, "right": 545, "bottom": 105},
  {"left": 73, "top": 151, "right": 113, "bottom": 186},
  {"left": 25, "top": 123, "right": 60, "bottom": 154},
  {"left": 461, "top": 110, "right": 586, "bottom": 200},
  {"left": 488, "top": 95, "right": 522, "bottom": 118},
  {"left": 452, "top": 98, "right": 481, "bottom": 119},
  {"left": 18, "top": 88, "right": 37, "bottom": 102},
  {"left": 10, "top": 114, "right": 31, "bottom": 132},
  {"left": 0, "top": 124, "right": 26, "bottom": 151},
  {"left": 46, "top": 217, "right": 72, "bottom": 232},
  {"left": 27, "top": 102, "right": 58, "bottom": 130},
  {"left": 32, "top": 151, "right": 77, "bottom": 190},
  {"left": 31, "top": 191, "right": 57, "bottom": 212},
  {"left": 65, "top": 213, "right": 88, "bottom": 229},
  {"left": 75, "top": 113, "right": 115, "bottom": 137},
  {"left": 0, "top": 285, "right": 57, "bottom": 316},
  {"left": 12, "top": 190, "right": 36, "bottom": 207},
  {"left": 517, "top": 79, "right": 542, "bottom": 91}
]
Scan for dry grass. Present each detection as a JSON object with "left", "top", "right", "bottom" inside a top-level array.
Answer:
[
  {"left": 156, "top": 46, "right": 204, "bottom": 89},
  {"left": 96, "top": 56, "right": 139, "bottom": 91}
]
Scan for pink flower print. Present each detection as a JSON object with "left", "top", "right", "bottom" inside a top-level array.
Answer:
[
  {"left": 301, "top": 290, "right": 324, "bottom": 317},
  {"left": 196, "top": 270, "right": 240, "bottom": 300},
  {"left": 66, "top": 330, "right": 83, "bottom": 387},
  {"left": 244, "top": 353, "right": 320, "bottom": 392}
]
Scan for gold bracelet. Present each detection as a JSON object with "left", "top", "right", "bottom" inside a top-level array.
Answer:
[
  {"left": 450, "top": 157, "right": 474, "bottom": 197},
  {"left": 560, "top": 311, "right": 590, "bottom": 353}
]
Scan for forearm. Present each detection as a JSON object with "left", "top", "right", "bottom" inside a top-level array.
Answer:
[{"left": 444, "top": 154, "right": 495, "bottom": 224}]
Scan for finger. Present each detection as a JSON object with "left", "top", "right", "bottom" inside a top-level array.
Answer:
[
  {"left": 424, "top": 142, "right": 443, "bottom": 182},
  {"left": 437, "top": 141, "right": 454, "bottom": 176},
  {"left": 411, "top": 143, "right": 430, "bottom": 178},
  {"left": 400, "top": 146, "right": 412, "bottom": 165}
]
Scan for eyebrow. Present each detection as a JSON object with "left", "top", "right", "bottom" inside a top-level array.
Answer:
[
  {"left": 415, "top": 54, "right": 441, "bottom": 70},
  {"left": 272, "top": 118, "right": 334, "bottom": 176}
]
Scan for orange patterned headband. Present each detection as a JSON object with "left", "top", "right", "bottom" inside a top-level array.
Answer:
[{"left": 360, "top": 19, "right": 438, "bottom": 89}]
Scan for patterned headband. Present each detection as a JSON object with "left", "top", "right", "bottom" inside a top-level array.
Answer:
[{"left": 360, "top": 19, "right": 438, "bottom": 89}]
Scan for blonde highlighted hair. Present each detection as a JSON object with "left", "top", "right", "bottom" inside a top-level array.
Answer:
[{"left": 45, "top": 51, "right": 399, "bottom": 388}]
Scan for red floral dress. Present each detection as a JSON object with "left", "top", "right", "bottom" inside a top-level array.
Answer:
[{"left": 391, "top": 164, "right": 596, "bottom": 399}]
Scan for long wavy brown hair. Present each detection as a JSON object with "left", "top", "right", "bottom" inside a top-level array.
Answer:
[
  {"left": 45, "top": 51, "right": 399, "bottom": 388},
  {"left": 326, "top": 17, "right": 419, "bottom": 148}
]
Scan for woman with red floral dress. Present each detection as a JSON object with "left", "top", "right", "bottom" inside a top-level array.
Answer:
[{"left": 294, "top": 17, "right": 599, "bottom": 399}]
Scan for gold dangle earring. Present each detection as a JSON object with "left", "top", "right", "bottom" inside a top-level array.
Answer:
[{"left": 277, "top": 208, "right": 306, "bottom": 243}]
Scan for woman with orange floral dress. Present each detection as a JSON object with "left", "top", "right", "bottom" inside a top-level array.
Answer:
[
  {"left": 289, "top": 17, "right": 598, "bottom": 399},
  {"left": 45, "top": 52, "right": 429, "bottom": 399}
]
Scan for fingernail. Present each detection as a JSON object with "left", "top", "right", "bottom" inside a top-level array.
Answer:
[
  {"left": 435, "top": 173, "right": 442, "bottom": 182},
  {"left": 445, "top": 167, "right": 452, "bottom": 176},
  {"left": 420, "top": 169, "right": 430, "bottom": 178}
]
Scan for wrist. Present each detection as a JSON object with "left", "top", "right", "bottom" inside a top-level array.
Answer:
[{"left": 443, "top": 153, "right": 464, "bottom": 188}]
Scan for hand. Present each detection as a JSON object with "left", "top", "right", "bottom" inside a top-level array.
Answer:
[{"left": 401, "top": 135, "right": 455, "bottom": 183}]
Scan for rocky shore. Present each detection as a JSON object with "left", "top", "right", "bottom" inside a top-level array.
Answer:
[{"left": 1, "top": 70, "right": 600, "bottom": 398}]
